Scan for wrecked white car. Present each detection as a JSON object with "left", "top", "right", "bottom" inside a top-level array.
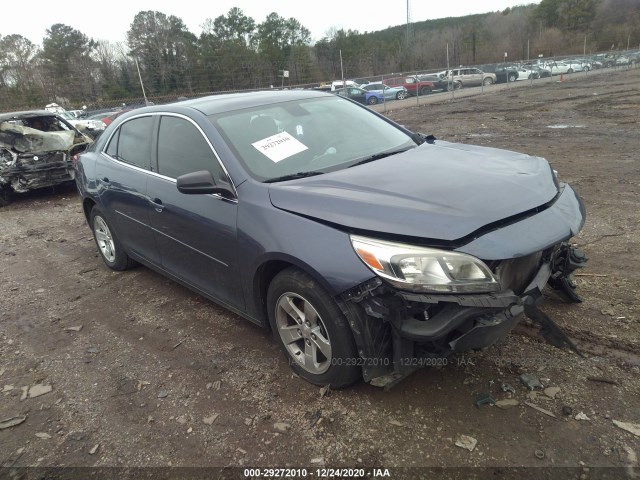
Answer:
[{"left": 0, "top": 110, "right": 93, "bottom": 206}]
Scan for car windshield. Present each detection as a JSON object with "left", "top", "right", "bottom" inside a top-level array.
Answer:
[{"left": 209, "top": 96, "right": 416, "bottom": 182}]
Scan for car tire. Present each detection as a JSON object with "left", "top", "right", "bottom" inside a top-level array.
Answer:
[
  {"left": 483, "top": 77, "right": 493, "bottom": 86},
  {"left": 367, "top": 96, "right": 378, "bottom": 105},
  {"left": 396, "top": 91, "right": 407, "bottom": 100},
  {"left": 420, "top": 86, "right": 432, "bottom": 95},
  {"left": 90, "top": 206, "right": 137, "bottom": 271},
  {"left": 508, "top": 74, "right": 517, "bottom": 82},
  {"left": 567, "top": 68, "right": 573, "bottom": 74},
  {"left": 267, "top": 267, "right": 361, "bottom": 388}
]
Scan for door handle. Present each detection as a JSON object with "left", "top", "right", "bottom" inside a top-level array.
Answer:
[{"left": 150, "top": 198, "right": 164, "bottom": 212}]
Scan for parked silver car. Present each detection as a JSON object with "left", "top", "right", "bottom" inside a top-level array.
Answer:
[
  {"left": 446, "top": 67, "right": 497, "bottom": 87},
  {"left": 361, "top": 83, "right": 408, "bottom": 101}
]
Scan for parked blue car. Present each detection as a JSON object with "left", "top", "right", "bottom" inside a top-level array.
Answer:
[{"left": 74, "top": 90, "right": 587, "bottom": 388}]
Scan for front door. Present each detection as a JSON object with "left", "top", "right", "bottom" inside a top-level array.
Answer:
[{"left": 146, "top": 114, "right": 243, "bottom": 310}]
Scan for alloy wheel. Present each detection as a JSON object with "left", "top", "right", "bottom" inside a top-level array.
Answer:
[
  {"left": 94, "top": 216, "right": 116, "bottom": 263},
  {"left": 275, "top": 292, "right": 332, "bottom": 374}
]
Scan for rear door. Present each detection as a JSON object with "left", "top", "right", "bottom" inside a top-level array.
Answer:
[
  {"left": 96, "top": 115, "right": 160, "bottom": 264},
  {"left": 145, "top": 113, "right": 243, "bottom": 310}
]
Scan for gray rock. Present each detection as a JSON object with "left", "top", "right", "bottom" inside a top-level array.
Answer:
[{"left": 273, "top": 422, "right": 291, "bottom": 433}]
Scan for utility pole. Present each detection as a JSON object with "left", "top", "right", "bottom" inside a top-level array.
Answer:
[
  {"left": 406, "top": 0, "right": 411, "bottom": 48},
  {"left": 135, "top": 58, "right": 148, "bottom": 106},
  {"left": 339, "top": 49, "right": 345, "bottom": 93}
]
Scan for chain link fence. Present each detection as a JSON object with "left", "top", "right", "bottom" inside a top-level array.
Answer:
[{"left": 2, "top": 48, "right": 638, "bottom": 117}]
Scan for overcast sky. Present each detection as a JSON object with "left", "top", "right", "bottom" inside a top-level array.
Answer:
[{"left": 3, "top": 0, "right": 539, "bottom": 46}]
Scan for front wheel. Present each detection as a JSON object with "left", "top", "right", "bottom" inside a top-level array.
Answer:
[
  {"left": 508, "top": 74, "right": 517, "bottom": 82},
  {"left": 267, "top": 268, "right": 361, "bottom": 388},
  {"left": 420, "top": 86, "right": 432, "bottom": 95},
  {"left": 483, "top": 77, "right": 493, "bottom": 86},
  {"left": 90, "top": 206, "right": 137, "bottom": 271},
  {"left": 367, "top": 96, "right": 378, "bottom": 105},
  {"left": 396, "top": 90, "right": 407, "bottom": 100},
  {"left": 567, "top": 68, "right": 573, "bottom": 74}
]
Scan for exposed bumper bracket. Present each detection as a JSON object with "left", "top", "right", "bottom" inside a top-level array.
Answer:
[{"left": 524, "top": 301, "right": 584, "bottom": 357}]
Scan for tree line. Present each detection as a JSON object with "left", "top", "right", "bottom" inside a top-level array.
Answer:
[{"left": 1, "top": 0, "right": 638, "bottom": 111}]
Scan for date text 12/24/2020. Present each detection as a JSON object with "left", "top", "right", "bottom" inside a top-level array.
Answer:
[{"left": 243, "top": 468, "right": 392, "bottom": 478}]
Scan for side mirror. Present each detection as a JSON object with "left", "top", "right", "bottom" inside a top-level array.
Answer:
[
  {"left": 410, "top": 133, "right": 436, "bottom": 145},
  {"left": 176, "top": 170, "right": 235, "bottom": 198}
]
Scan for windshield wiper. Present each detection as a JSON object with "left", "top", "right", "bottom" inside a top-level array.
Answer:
[
  {"left": 264, "top": 171, "right": 324, "bottom": 183},
  {"left": 348, "top": 146, "right": 415, "bottom": 168}
]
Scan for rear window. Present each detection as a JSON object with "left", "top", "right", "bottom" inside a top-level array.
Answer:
[{"left": 106, "top": 116, "right": 153, "bottom": 170}]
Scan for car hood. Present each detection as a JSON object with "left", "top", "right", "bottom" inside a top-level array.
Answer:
[{"left": 268, "top": 141, "right": 559, "bottom": 242}]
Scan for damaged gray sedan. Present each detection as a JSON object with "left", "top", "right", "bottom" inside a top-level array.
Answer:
[
  {"left": 0, "top": 110, "right": 93, "bottom": 206},
  {"left": 74, "top": 91, "right": 586, "bottom": 388}
]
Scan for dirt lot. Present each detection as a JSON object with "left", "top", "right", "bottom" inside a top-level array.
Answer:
[{"left": 1, "top": 68, "right": 639, "bottom": 478}]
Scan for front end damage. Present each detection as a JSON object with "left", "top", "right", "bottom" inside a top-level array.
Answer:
[
  {"left": 339, "top": 181, "right": 588, "bottom": 387},
  {"left": 341, "top": 242, "right": 587, "bottom": 386},
  {"left": 0, "top": 119, "right": 91, "bottom": 203}
]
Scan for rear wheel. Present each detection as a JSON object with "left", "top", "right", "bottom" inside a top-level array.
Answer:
[
  {"left": 367, "top": 96, "right": 378, "bottom": 105},
  {"left": 90, "top": 206, "right": 137, "bottom": 271},
  {"left": 267, "top": 267, "right": 361, "bottom": 388},
  {"left": 567, "top": 68, "right": 573, "bottom": 74},
  {"left": 396, "top": 90, "right": 407, "bottom": 100},
  {"left": 508, "top": 74, "right": 517, "bottom": 82},
  {"left": 420, "top": 86, "right": 432, "bottom": 95}
]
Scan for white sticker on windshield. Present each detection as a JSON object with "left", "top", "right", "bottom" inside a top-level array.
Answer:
[{"left": 252, "top": 131, "right": 308, "bottom": 163}]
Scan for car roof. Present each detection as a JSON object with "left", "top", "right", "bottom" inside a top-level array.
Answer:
[
  {"left": 127, "top": 90, "right": 332, "bottom": 117},
  {"left": 0, "top": 110, "right": 58, "bottom": 122}
]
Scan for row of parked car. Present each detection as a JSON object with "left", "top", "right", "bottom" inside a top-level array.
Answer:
[{"left": 322, "top": 52, "right": 639, "bottom": 105}]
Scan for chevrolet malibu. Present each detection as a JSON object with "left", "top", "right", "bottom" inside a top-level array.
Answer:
[{"left": 74, "top": 90, "right": 586, "bottom": 388}]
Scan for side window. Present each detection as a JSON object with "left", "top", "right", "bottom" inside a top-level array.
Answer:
[
  {"left": 113, "top": 116, "right": 153, "bottom": 170},
  {"left": 157, "top": 116, "right": 225, "bottom": 182},
  {"left": 105, "top": 129, "right": 119, "bottom": 158}
]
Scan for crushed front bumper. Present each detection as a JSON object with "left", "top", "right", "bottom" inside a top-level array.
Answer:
[
  {"left": 0, "top": 151, "right": 75, "bottom": 193},
  {"left": 341, "top": 243, "right": 587, "bottom": 385}
]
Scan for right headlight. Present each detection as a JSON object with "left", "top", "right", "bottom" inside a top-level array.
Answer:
[{"left": 350, "top": 235, "right": 500, "bottom": 293}]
